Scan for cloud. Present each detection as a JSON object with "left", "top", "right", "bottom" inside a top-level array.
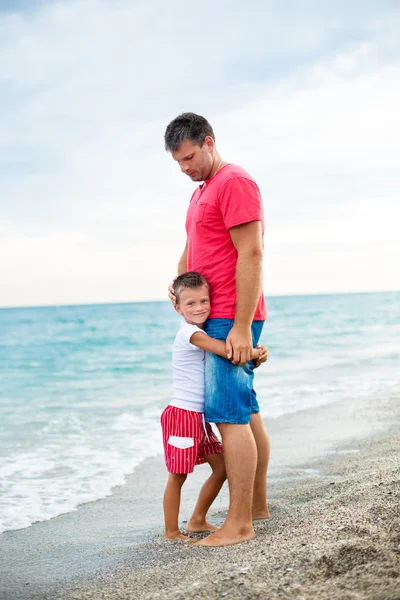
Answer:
[{"left": 0, "top": 0, "right": 399, "bottom": 306}]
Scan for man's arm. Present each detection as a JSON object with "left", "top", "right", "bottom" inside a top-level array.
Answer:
[
  {"left": 190, "top": 332, "right": 261, "bottom": 361},
  {"left": 168, "top": 240, "right": 188, "bottom": 305},
  {"left": 177, "top": 240, "right": 188, "bottom": 275},
  {"left": 227, "top": 220, "right": 263, "bottom": 365}
]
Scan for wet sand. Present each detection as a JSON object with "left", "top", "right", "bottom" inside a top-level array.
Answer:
[{"left": 1, "top": 389, "right": 399, "bottom": 600}]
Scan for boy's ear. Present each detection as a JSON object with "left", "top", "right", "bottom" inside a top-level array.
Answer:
[{"left": 174, "top": 304, "right": 183, "bottom": 315}]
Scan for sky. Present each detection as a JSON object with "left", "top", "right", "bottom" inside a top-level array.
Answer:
[{"left": 1, "top": 0, "right": 399, "bottom": 307}]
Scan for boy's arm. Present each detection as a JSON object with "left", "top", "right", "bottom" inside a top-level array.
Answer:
[{"left": 190, "top": 332, "right": 261, "bottom": 361}]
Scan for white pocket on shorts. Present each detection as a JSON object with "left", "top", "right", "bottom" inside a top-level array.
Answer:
[{"left": 168, "top": 436, "right": 194, "bottom": 449}]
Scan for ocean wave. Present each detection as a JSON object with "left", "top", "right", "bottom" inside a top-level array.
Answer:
[
  {"left": 1, "top": 292, "right": 398, "bottom": 534},
  {"left": 0, "top": 411, "right": 163, "bottom": 534}
]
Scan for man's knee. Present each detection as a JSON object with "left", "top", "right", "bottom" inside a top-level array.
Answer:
[
  {"left": 256, "top": 451, "right": 269, "bottom": 469},
  {"left": 217, "top": 422, "right": 252, "bottom": 436}
]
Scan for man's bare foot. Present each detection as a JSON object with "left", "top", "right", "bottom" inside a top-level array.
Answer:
[
  {"left": 185, "top": 519, "right": 218, "bottom": 533},
  {"left": 195, "top": 527, "right": 255, "bottom": 547},
  {"left": 164, "top": 532, "right": 196, "bottom": 542},
  {"left": 252, "top": 507, "right": 270, "bottom": 520}
]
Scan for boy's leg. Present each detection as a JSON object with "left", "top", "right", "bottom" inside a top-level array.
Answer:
[
  {"left": 250, "top": 412, "right": 270, "bottom": 519},
  {"left": 161, "top": 406, "right": 203, "bottom": 542},
  {"left": 186, "top": 453, "right": 226, "bottom": 532},
  {"left": 163, "top": 473, "right": 196, "bottom": 541}
]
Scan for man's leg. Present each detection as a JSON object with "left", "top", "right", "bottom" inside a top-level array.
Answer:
[
  {"left": 250, "top": 412, "right": 270, "bottom": 519},
  {"left": 196, "top": 423, "right": 257, "bottom": 546},
  {"left": 199, "top": 319, "right": 265, "bottom": 546}
]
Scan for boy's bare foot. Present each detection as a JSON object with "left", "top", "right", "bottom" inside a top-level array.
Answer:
[
  {"left": 164, "top": 532, "right": 196, "bottom": 542},
  {"left": 195, "top": 526, "right": 256, "bottom": 547},
  {"left": 185, "top": 519, "right": 218, "bottom": 533},
  {"left": 252, "top": 507, "right": 270, "bottom": 520}
]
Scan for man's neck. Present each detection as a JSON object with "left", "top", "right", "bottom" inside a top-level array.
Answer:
[{"left": 207, "top": 154, "right": 224, "bottom": 180}]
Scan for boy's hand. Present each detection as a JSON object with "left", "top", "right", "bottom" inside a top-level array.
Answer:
[{"left": 254, "top": 344, "right": 269, "bottom": 368}]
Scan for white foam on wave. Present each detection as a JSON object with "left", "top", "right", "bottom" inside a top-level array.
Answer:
[
  {"left": 267, "top": 338, "right": 400, "bottom": 377},
  {"left": 0, "top": 410, "right": 163, "bottom": 534},
  {"left": 1, "top": 338, "right": 398, "bottom": 535},
  {"left": 257, "top": 362, "right": 400, "bottom": 419}
]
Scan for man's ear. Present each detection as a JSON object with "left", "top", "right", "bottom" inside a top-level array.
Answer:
[
  {"left": 174, "top": 304, "right": 183, "bottom": 315},
  {"left": 204, "top": 136, "right": 214, "bottom": 154}
]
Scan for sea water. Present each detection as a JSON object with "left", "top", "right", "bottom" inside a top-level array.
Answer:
[{"left": 0, "top": 291, "right": 399, "bottom": 533}]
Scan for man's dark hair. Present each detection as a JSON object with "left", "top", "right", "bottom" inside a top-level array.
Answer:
[
  {"left": 173, "top": 271, "right": 210, "bottom": 303},
  {"left": 164, "top": 113, "right": 215, "bottom": 152}
]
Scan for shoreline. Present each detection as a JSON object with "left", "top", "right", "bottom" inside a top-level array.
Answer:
[
  {"left": 1, "top": 388, "right": 399, "bottom": 600},
  {"left": 69, "top": 425, "right": 400, "bottom": 600},
  {"left": 2, "top": 380, "right": 394, "bottom": 538}
]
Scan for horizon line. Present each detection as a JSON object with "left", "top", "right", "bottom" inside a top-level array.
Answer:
[{"left": 0, "top": 288, "right": 398, "bottom": 311}]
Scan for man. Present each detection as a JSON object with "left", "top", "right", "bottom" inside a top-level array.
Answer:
[{"left": 165, "top": 113, "right": 270, "bottom": 547}]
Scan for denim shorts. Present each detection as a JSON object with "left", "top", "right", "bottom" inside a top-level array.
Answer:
[{"left": 204, "top": 319, "right": 264, "bottom": 425}]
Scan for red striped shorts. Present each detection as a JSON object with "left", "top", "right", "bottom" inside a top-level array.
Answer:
[{"left": 161, "top": 405, "right": 223, "bottom": 474}]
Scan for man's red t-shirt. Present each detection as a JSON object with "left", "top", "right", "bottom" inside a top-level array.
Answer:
[{"left": 185, "top": 163, "right": 267, "bottom": 320}]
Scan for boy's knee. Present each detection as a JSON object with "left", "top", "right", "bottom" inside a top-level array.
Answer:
[
  {"left": 213, "top": 463, "right": 227, "bottom": 482},
  {"left": 168, "top": 472, "right": 188, "bottom": 485},
  {"left": 219, "top": 470, "right": 227, "bottom": 484}
]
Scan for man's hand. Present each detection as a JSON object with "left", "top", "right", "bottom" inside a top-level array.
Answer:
[
  {"left": 169, "top": 241, "right": 188, "bottom": 307},
  {"left": 226, "top": 324, "right": 253, "bottom": 365},
  {"left": 168, "top": 280, "right": 177, "bottom": 306},
  {"left": 254, "top": 344, "right": 269, "bottom": 368}
]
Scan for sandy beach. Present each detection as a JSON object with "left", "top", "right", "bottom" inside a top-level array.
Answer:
[{"left": 1, "top": 388, "right": 399, "bottom": 600}]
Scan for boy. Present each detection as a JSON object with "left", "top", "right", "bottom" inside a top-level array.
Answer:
[{"left": 161, "top": 271, "right": 268, "bottom": 541}]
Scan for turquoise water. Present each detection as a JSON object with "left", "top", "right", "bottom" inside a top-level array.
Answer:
[{"left": 0, "top": 291, "right": 399, "bottom": 533}]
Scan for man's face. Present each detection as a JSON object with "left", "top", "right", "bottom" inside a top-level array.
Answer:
[
  {"left": 171, "top": 137, "right": 214, "bottom": 182},
  {"left": 176, "top": 285, "right": 211, "bottom": 326}
]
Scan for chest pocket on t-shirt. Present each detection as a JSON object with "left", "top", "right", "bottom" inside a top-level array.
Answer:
[{"left": 193, "top": 200, "right": 208, "bottom": 223}]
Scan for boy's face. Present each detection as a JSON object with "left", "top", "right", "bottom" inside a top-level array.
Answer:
[{"left": 175, "top": 284, "right": 211, "bottom": 326}]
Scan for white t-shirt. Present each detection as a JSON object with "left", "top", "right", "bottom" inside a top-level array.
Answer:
[{"left": 169, "top": 322, "right": 207, "bottom": 413}]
